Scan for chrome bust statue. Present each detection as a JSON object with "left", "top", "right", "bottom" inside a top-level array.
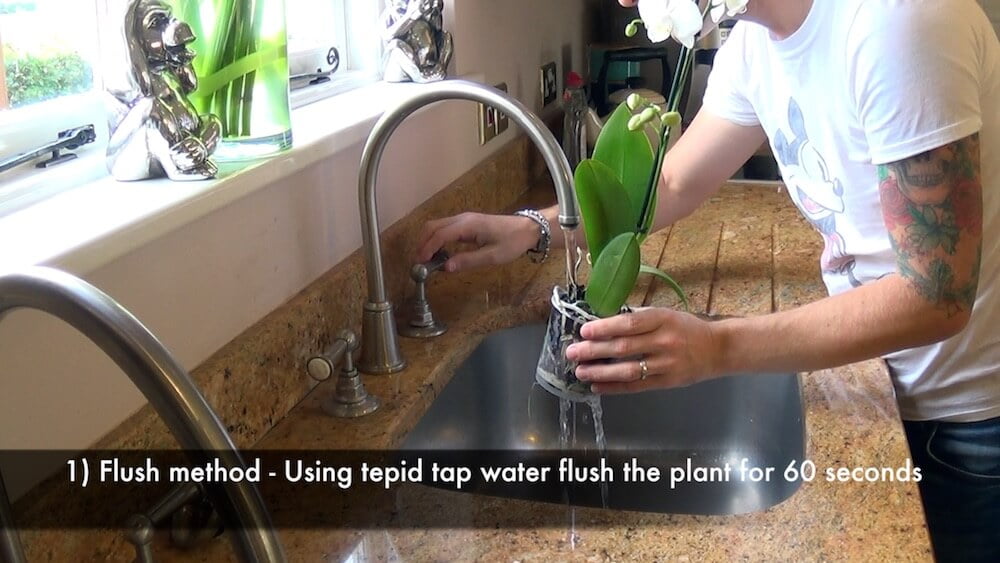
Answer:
[
  {"left": 381, "top": 0, "right": 454, "bottom": 83},
  {"left": 106, "top": 0, "right": 221, "bottom": 181}
]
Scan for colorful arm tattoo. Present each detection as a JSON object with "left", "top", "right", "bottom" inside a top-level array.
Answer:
[{"left": 878, "top": 133, "right": 983, "bottom": 318}]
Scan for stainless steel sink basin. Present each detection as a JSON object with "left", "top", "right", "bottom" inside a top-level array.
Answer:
[{"left": 402, "top": 324, "right": 806, "bottom": 515}]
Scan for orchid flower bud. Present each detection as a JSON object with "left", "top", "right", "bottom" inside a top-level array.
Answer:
[
  {"left": 625, "top": 21, "right": 640, "bottom": 38},
  {"left": 661, "top": 111, "right": 682, "bottom": 128},
  {"left": 640, "top": 107, "right": 658, "bottom": 123},
  {"left": 627, "top": 114, "right": 645, "bottom": 131},
  {"left": 626, "top": 93, "right": 644, "bottom": 111}
]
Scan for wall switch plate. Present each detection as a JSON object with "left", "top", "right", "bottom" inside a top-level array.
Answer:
[
  {"left": 494, "top": 82, "right": 509, "bottom": 136},
  {"left": 478, "top": 82, "right": 510, "bottom": 145},
  {"left": 478, "top": 99, "right": 499, "bottom": 145},
  {"left": 540, "top": 62, "right": 558, "bottom": 107}
]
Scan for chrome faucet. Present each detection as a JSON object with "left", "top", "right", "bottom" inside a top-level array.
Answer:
[
  {"left": 356, "top": 79, "right": 582, "bottom": 374},
  {"left": 0, "top": 267, "right": 284, "bottom": 563}
]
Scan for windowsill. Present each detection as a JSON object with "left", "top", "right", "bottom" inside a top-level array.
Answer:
[{"left": 0, "top": 80, "right": 429, "bottom": 275}]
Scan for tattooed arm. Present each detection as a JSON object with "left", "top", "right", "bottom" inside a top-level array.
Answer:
[
  {"left": 878, "top": 134, "right": 983, "bottom": 323},
  {"left": 697, "top": 134, "right": 984, "bottom": 378}
]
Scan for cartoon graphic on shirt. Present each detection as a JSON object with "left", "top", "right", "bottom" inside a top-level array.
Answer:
[{"left": 773, "top": 98, "right": 862, "bottom": 287}]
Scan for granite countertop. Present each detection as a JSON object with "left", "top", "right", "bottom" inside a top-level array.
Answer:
[{"left": 160, "top": 182, "right": 932, "bottom": 561}]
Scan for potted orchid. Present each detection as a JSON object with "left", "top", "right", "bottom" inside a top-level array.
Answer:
[{"left": 536, "top": 0, "right": 748, "bottom": 400}]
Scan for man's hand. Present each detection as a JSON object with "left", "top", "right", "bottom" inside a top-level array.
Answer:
[
  {"left": 416, "top": 212, "right": 542, "bottom": 272},
  {"left": 565, "top": 308, "right": 722, "bottom": 394}
]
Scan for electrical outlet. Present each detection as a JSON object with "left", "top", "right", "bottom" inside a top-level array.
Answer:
[
  {"left": 540, "top": 62, "right": 558, "bottom": 107},
  {"left": 494, "top": 82, "right": 509, "bottom": 136},
  {"left": 478, "top": 82, "right": 510, "bottom": 145},
  {"left": 478, "top": 99, "right": 499, "bottom": 145}
]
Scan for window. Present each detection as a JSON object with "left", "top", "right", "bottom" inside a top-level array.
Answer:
[
  {"left": 0, "top": 2, "right": 97, "bottom": 109},
  {"left": 0, "top": 0, "right": 106, "bottom": 211},
  {"left": 288, "top": 0, "right": 383, "bottom": 107},
  {"left": 0, "top": 0, "right": 381, "bottom": 215}
]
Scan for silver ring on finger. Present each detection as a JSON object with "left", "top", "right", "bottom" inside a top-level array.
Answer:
[{"left": 638, "top": 358, "right": 649, "bottom": 381}]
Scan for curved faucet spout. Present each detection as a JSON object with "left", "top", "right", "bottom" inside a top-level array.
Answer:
[
  {"left": 0, "top": 267, "right": 284, "bottom": 563},
  {"left": 357, "top": 79, "right": 581, "bottom": 374}
]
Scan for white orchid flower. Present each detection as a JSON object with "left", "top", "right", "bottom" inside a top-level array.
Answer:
[
  {"left": 710, "top": 0, "right": 749, "bottom": 23},
  {"left": 637, "top": 0, "right": 703, "bottom": 49}
]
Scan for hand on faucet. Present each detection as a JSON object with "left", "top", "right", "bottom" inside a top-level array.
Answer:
[{"left": 416, "top": 211, "right": 547, "bottom": 273}]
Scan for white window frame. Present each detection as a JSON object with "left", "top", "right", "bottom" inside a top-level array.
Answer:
[{"left": 289, "top": 0, "right": 384, "bottom": 108}]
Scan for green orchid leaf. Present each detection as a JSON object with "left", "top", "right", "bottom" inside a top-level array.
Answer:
[
  {"left": 592, "top": 102, "right": 655, "bottom": 226},
  {"left": 639, "top": 264, "right": 690, "bottom": 311},
  {"left": 586, "top": 233, "right": 641, "bottom": 317},
  {"left": 575, "top": 159, "right": 636, "bottom": 258}
]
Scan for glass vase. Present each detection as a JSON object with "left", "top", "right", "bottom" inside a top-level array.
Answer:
[{"left": 172, "top": 0, "right": 293, "bottom": 161}]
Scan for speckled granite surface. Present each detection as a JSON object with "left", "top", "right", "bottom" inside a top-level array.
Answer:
[{"left": 16, "top": 145, "right": 933, "bottom": 561}]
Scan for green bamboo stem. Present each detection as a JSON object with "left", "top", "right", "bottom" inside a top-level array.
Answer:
[
  {"left": 213, "top": 0, "right": 241, "bottom": 135},
  {"left": 205, "top": 0, "right": 235, "bottom": 84},
  {"left": 227, "top": 0, "right": 248, "bottom": 136},
  {"left": 241, "top": 0, "right": 267, "bottom": 137}
]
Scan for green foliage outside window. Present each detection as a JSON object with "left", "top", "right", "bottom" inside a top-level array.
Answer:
[{"left": 3, "top": 49, "right": 93, "bottom": 108}]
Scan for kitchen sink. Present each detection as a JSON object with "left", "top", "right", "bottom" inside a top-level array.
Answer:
[{"left": 401, "top": 324, "right": 806, "bottom": 515}]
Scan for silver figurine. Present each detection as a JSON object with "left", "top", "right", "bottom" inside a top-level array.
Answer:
[
  {"left": 381, "top": 0, "right": 454, "bottom": 83},
  {"left": 106, "top": 0, "right": 221, "bottom": 181}
]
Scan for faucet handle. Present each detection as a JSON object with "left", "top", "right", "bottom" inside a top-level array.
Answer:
[
  {"left": 401, "top": 251, "right": 448, "bottom": 339},
  {"left": 307, "top": 329, "right": 357, "bottom": 382},
  {"left": 308, "top": 329, "right": 380, "bottom": 418},
  {"left": 411, "top": 249, "right": 449, "bottom": 282}
]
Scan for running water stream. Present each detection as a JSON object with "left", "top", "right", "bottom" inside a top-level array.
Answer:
[
  {"left": 587, "top": 395, "right": 609, "bottom": 507},
  {"left": 555, "top": 394, "right": 609, "bottom": 549},
  {"left": 558, "top": 398, "right": 579, "bottom": 548},
  {"left": 554, "top": 228, "right": 609, "bottom": 547},
  {"left": 563, "top": 230, "right": 583, "bottom": 287}
]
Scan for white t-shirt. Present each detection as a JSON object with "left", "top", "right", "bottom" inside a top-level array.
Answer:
[{"left": 702, "top": 0, "right": 1000, "bottom": 422}]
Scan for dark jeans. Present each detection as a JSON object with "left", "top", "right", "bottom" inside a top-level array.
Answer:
[{"left": 903, "top": 416, "right": 1000, "bottom": 563}]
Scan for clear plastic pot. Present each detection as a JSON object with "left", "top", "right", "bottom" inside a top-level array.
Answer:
[{"left": 535, "top": 286, "right": 600, "bottom": 402}]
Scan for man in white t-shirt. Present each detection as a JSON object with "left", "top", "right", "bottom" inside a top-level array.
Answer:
[{"left": 416, "top": 0, "right": 998, "bottom": 559}]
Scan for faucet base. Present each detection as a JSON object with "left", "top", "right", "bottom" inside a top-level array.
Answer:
[
  {"left": 358, "top": 301, "right": 407, "bottom": 374},
  {"left": 323, "top": 393, "right": 381, "bottom": 418},
  {"left": 400, "top": 321, "right": 447, "bottom": 338},
  {"left": 323, "top": 360, "right": 381, "bottom": 418}
]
